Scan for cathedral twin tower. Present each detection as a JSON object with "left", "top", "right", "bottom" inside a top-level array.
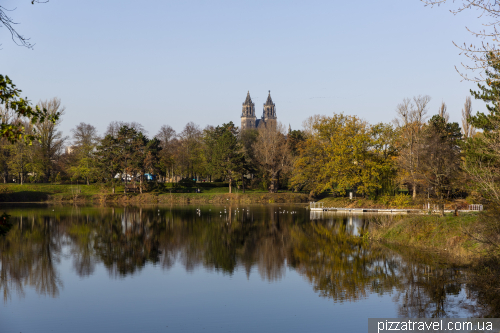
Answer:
[{"left": 240, "top": 91, "right": 277, "bottom": 130}]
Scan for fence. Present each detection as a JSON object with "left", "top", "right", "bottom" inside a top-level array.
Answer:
[
  {"left": 310, "top": 202, "right": 324, "bottom": 210},
  {"left": 469, "top": 204, "right": 484, "bottom": 211}
]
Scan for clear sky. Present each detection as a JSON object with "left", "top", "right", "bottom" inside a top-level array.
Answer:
[{"left": 1, "top": 0, "right": 484, "bottom": 140}]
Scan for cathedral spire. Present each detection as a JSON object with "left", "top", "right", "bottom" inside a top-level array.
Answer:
[
  {"left": 243, "top": 91, "right": 253, "bottom": 105},
  {"left": 265, "top": 90, "right": 274, "bottom": 106}
]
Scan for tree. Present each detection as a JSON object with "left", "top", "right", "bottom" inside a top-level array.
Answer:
[
  {"left": 462, "top": 96, "right": 476, "bottom": 139},
  {"left": 179, "top": 122, "right": 205, "bottom": 180},
  {"left": 0, "top": 75, "right": 58, "bottom": 143},
  {"left": 0, "top": 1, "right": 47, "bottom": 49},
  {"left": 370, "top": 123, "right": 399, "bottom": 195},
  {"left": 420, "top": 115, "right": 462, "bottom": 208},
  {"left": 68, "top": 123, "right": 100, "bottom": 185},
  {"left": 422, "top": 0, "right": 500, "bottom": 81},
  {"left": 291, "top": 114, "right": 387, "bottom": 197},
  {"left": 96, "top": 135, "right": 121, "bottom": 193},
  {"left": 438, "top": 102, "right": 450, "bottom": 123},
  {"left": 393, "top": 95, "right": 431, "bottom": 198},
  {"left": 254, "top": 123, "right": 291, "bottom": 193},
  {"left": 8, "top": 139, "right": 30, "bottom": 184},
  {"left": 143, "top": 137, "right": 162, "bottom": 185},
  {"left": 115, "top": 126, "right": 140, "bottom": 192},
  {"left": 156, "top": 125, "right": 177, "bottom": 182},
  {"left": 34, "top": 98, "right": 67, "bottom": 182},
  {"left": 463, "top": 51, "right": 500, "bottom": 204},
  {"left": 204, "top": 122, "right": 245, "bottom": 193}
]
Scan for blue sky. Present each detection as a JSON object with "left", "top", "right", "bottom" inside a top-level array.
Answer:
[{"left": 1, "top": 0, "right": 484, "bottom": 139}]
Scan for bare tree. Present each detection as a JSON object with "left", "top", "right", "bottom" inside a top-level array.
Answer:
[
  {"left": 462, "top": 96, "right": 477, "bottom": 138},
  {"left": 253, "top": 123, "right": 291, "bottom": 193},
  {"left": 422, "top": 0, "right": 500, "bottom": 81},
  {"left": 0, "top": 1, "right": 47, "bottom": 49},
  {"left": 156, "top": 125, "right": 176, "bottom": 148},
  {"left": 105, "top": 121, "right": 145, "bottom": 137},
  {"left": 35, "top": 98, "right": 67, "bottom": 182},
  {"left": 438, "top": 102, "right": 450, "bottom": 123},
  {"left": 71, "top": 123, "right": 99, "bottom": 148},
  {"left": 179, "top": 122, "right": 203, "bottom": 179},
  {"left": 302, "top": 114, "right": 327, "bottom": 137},
  {"left": 393, "top": 95, "right": 431, "bottom": 198}
]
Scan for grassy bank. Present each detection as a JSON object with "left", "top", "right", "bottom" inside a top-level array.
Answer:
[
  {"left": 0, "top": 184, "right": 308, "bottom": 204},
  {"left": 369, "top": 213, "right": 486, "bottom": 263},
  {"left": 318, "top": 195, "right": 471, "bottom": 210}
]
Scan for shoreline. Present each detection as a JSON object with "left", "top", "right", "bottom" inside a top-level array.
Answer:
[{"left": 0, "top": 191, "right": 310, "bottom": 204}]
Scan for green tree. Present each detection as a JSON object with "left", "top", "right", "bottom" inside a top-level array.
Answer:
[
  {"left": 0, "top": 75, "right": 58, "bottom": 142},
  {"left": 96, "top": 134, "right": 122, "bottom": 193},
  {"left": 68, "top": 123, "right": 100, "bottom": 185},
  {"left": 8, "top": 140, "right": 30, "bottom": 184},
  {"left": 464, "top": 51, "right": 500, "bottom": 204},
  {"left": 420, "top": 116, "right": 462, "bottom": 207},
  {"left": 204, "top": 122, "right": 245, "bottom": 193}
]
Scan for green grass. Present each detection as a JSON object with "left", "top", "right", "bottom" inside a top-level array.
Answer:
[
  {"left": 370, "top": 213, "right": 482, "bottom": 262},
  {"left": 0, "top": 183, "right": 307, "bottom": 203}
]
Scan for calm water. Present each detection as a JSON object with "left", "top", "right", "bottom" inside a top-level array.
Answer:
[{"left": 0, "top": 204, "right": 490, "bottom": 333}]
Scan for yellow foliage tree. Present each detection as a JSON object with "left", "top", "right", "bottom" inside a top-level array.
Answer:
[{"left": 291, "top": 113, "right": 397, "bottom": 197}]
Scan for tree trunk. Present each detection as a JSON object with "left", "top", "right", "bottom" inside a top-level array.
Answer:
[
  {"left": 20, "top": 172, "right": 23, "bottom": 185},
  {"left": 86, "top": 177, "right": 89, "bottom": 185},
  {"left": 412, "top": 183, "right": 417, "bottom": 199},
  {"left": 140, "top": 174, "right": 143, "bottom": 194},
  {"left": 242, "top": 173, "right": 245, "bottom": 194},
  {"left": 229, "top": 178, "right": 232, "bottom": 194}
]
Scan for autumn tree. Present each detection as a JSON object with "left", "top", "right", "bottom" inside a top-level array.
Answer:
[
  {"left": 370, "top": 123, "right": 399, "bottom": 195},
  {"left": 292, "top": 114, "right": 390, "bottom": 197}
]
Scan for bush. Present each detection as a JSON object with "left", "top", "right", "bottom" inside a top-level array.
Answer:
[
  {"left": 178, "top": 178, "right": 196, "bottom": 187},
  {"left": 391, "top": 193, "right": 412, "bottom": 208}
]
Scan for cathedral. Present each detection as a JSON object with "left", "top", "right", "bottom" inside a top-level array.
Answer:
[{"left": 240, "top": 91, "right": 277, "bottom": 130}]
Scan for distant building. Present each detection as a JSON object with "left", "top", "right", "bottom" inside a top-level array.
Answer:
[
  {"left": 65, "top": 146, "right": 75, "bottom": 155},
  {"left": 241, "top": 91, "right": 277, "bottom": 131}
]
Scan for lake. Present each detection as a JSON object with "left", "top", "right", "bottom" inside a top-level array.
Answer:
[{"left": 0, "top": 204, "right": 490, "bottom": 333}]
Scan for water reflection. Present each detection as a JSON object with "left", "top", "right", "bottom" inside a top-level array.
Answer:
[{"left": 0, "top": 205, "right": 496, "bottom": 317}]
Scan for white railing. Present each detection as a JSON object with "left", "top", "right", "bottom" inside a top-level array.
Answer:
[
  {"left": 469, "top": 204, "right": 483, "bottom": 211},
  {"left": 310, "top": 202, "right": 324, "bottom": 210}
]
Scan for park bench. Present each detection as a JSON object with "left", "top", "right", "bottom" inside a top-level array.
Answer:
[{"left": 125, "top": 184, "right": 138, "bottom": 193}]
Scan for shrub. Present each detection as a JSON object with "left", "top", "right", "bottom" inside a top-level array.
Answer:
[{"left": 392, "top": 194, "right": 412, "bottom": 208}]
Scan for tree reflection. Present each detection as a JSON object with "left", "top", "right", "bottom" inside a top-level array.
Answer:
[
  {"left": 0, "top": 206, "right": 497, "bottom": 317},
  {"left": 0, "top": 214, "right": 62, "bottom": 301}
]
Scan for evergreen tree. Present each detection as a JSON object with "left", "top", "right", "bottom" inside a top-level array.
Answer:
[
  {"left": 204, "top": 122, "right": 245, "bottom": 193},
  {"left": 465, "top": 51, "right": 500, "bottom": 203},
  {"left": 96, "top": 134, "right": 121, "bottom": 193}
]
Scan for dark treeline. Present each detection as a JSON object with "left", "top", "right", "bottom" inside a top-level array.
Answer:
[{"left": 0, "top": 206, "right": 495, "bottom": 316}]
